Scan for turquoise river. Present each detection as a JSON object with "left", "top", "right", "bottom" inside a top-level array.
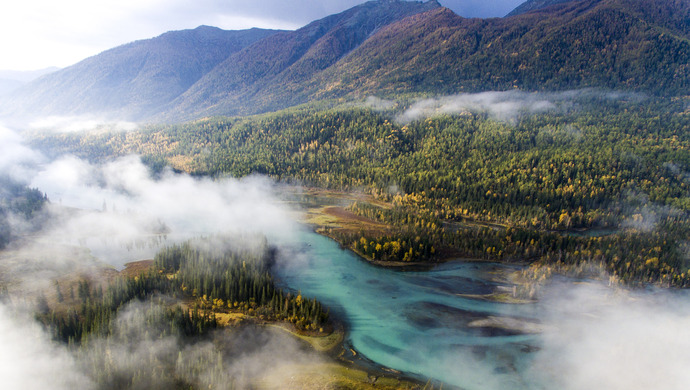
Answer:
[{"left": 274, "top": 228, "right": 543, "bottom": 389}]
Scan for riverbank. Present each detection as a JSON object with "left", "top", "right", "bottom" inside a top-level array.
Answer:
[
  {"left": 298, "top": 189, "right": 493, "bottom": 269},
  {"left": 266, "top": 321, "right": 434, "bottom": 389},
  {"left": 298, "top": 191, "right": 538, "bottom": 309},
  {"left": 304, "top": 200, "right": 445, "bottom": 270}
]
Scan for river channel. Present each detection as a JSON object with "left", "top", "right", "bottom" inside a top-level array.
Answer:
[{"left": 274, "top": 227, "right": 541, "bottom": 389}]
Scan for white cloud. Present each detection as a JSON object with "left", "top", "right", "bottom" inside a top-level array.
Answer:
[
  {"left": 74, "top": 300, "right": 323, "bottom": 389},
  {"left": 0, "top": 304, "right": 94, "bottom": 390},
  {"left": 28, "top": 154, "right": 298, "bottom": 268},
  {"left": 528, "top": 283, "right": 690, "bottom": 390},
  {"left": 396, "top": 90, "right": 643, "bottom": 124},
  {"left": 29, "top": 115, "right": 138, "bottom": 133},
  {"left": 0, "top": 124, "right": 45, "bottom": 181},
  {"left": 362, "top": 96, "right": 398, "bottom": 111},
  {"left": 397, "top": 91, "right": 558, "bottom": 123}
]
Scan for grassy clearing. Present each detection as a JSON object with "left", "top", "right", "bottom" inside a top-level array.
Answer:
[
  {"left": 295, "top": 188, "right": 392, "bottom": 237},
  {"left": 214, "top": 311, "right": 247, "bottom": 326},
  {"left": 308, "top": 205, "right": 391, "bottom": 237}
]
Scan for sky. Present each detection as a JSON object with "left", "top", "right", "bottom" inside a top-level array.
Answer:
[{"left": 0, "top": 0, "right": 524, "bottom": 72}]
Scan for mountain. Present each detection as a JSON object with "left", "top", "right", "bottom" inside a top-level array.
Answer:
[
  {"left": 161, "top": 0, "right": 443, "bottom": 121},
  {"left": 295, "top": 0, "right": 688, "bottom": 101},
  {"left": 3, "top": 0, "right": 688, "bottom": 123},
  {"left": 1, "top": 26, "right": 280, "bottom": 122},
  {"left": 153, "top": 0, "right": 690, "bottom": 120},
  {"left": 0, "top": 67, "right": 59, "bottom": 96},
  {"left": 0, "top": 67, "right": 60, "bottom": 83},
  {"left": 0, "top": 79, "right": 24, "bottom": 97},
  {"left": 1, "top": 0, "right": 440, "bottom": 123}
]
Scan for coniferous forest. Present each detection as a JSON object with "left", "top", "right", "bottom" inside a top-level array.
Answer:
[
  {"left": 3, "top": 0, "right": 690, "bottom": 388},
  {"left": 0, "top": 176, "right": 47, "bottom": 248},
  {"left": 29, "top": 96, "right": 690, "bottom": 287},
  {"left": 29, "top": 236, "right": 328, "bottom": 389}
]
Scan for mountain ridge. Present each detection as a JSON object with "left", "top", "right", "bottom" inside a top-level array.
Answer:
[
  {"left": 286, "top": 0, "right": 689, "bottom": 104},
  {"left": 2, "top": 0, "right": 688, "bottom": 124},
  {"left": 161, "top": 0, "right": 443, "bottom": 121},
  {"left": 0, "top": 26, "right": 281, "bottom": 122}
]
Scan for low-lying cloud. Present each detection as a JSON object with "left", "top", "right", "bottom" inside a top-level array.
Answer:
[
  {"left": 73, "top": 299, "right": 322, "bottom": 389},
  {"left": 0, "top": 303, "right": 94, "bottom": 390},
  {"left": 25, "top": 153, "right": 298, "bottom": 268},
  {"left": 0, "top": 109, "right": 687, "bottom": 390},
  {"left": 29, "top": 115, "right": 138, "bottom": 133},
  {"left": 528, "top": 282, "right": 690, "bottom": 390},
  {"left": 395, "top": 89, "right": 643, "bottom": 124},
  {"left": 0, "top": 122, "right": 300, "bottom": 295},
  {"left": 0, "top": 297, "right": 322, "bottom": 390},
  {"left": 362, "top": 96, "right": 397, "bottom": 111},
  {"left": 0, "top": 122, "right": 321, "bottom": 389},
  {"left": 0, "top": 125, "right": 44, "bottom": 181},
  {"left": 618, "top": 190, "right": 683, "bottom": 233},
  {"left": 397, "top": 91, "right": 556, "bottom": 123}
]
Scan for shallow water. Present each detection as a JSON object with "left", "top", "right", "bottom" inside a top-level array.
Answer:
[{"left": 274, "top": 228, "right": 541, "bottom": 389}]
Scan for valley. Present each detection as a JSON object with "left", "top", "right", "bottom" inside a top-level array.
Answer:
[{"left": 0, "top": 0, "right": 689, "bottom": 388}]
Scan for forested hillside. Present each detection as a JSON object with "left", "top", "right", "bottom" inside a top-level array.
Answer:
[
  {"left": 314, "top": 0, "right": 689, "bottom": 100},
  {"left": 507, "top": 0, "right": 597, "bottom": 16},
  {"left": 162, "top": 0, "right": 690, "bottom": 119},
  {"left": 0, "top": 26, "right": 280, "bottom": 121},
  {"left": 30, "top": 96, "right": 690, "bottom": 286},
  {"left": 164, "top": 0, "right": 443, "bottom": 121}
]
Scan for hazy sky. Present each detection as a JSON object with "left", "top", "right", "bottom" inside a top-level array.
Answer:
[{"left": 0, "top": 0, "right": 524, "bottom": 71}]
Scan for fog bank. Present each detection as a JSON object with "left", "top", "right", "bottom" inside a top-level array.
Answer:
[
  {"left": 529, "top": 282, "right": 690, "bottom": 390},
  {"left": 395, "top": 89, "right": 643, "bottom": 123}
]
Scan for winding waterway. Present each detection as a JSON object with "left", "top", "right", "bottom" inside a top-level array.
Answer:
[
  {"left": 274, "top": 228, "right": 541, "bottom": 389},
  {"left": 41, "top": 179, "right": 689, "bottom": 389}
]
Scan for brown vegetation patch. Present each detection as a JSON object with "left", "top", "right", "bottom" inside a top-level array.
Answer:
[
  {"left": 120, "top": 260, "right": 154, "bottom": 278},
  {"left": 318, "top": 206, "right": 391, "bottom": 237},
  {"left": 324, "top": 206, "right": 371, "bottom": 224}
]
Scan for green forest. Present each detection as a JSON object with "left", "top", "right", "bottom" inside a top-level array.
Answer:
[
  {"left": 29, "top": 95, "right": 690, "bottom": 287},
  {"left": 28, "top": 236, "right": 328, "bottom": 389},
  {"left": 38, "top": 236, "right": 327, "bottom": 343},
  {"left": 0, "top": 176, "right": 48, "bottom": 249}
]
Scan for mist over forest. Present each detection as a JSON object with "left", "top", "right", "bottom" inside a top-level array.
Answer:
[
  {"left": 3, "top": 87, "right": 690, "bottom": 389},
  {"left": 1, "top": 0, "right": 689, "bottom": 388},
  {"left": 0, "top": 124, "right": 332, "bottom": 389}
]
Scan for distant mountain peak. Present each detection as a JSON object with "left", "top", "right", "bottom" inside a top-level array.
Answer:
[
  {"left": 163, "top": 0, "right": 443, "bottom": 121},
  {"left": 0, "top": 27, "right": 282, "bottom": 122},
  {"left": 375, "top": 0, "right": 440, "bottom": 4}
]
